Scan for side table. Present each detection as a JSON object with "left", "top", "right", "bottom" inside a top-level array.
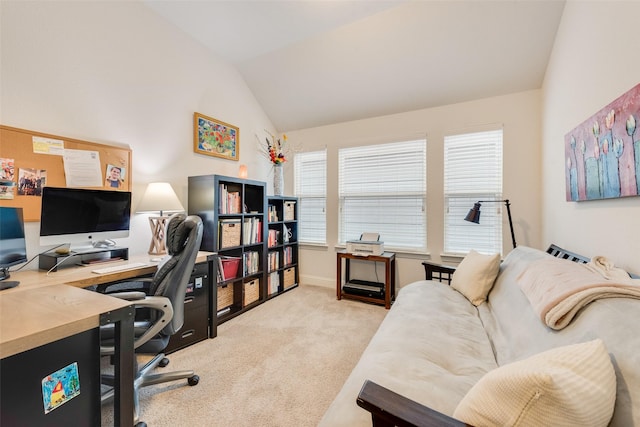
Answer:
[
  {"left": 421, "top": 260, "right": 457, "bottom": 284},
  {"left": 336, "top": 250, "right": 396, "bottom": 309}
]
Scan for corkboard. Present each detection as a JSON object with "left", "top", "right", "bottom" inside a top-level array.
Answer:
[{"left": 0, "top": 125, "right": 132, "bottom": 222}]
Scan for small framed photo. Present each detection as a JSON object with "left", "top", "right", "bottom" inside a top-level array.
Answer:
[{"left": 193, "top": 112, "right": 239, "bottom": 161}]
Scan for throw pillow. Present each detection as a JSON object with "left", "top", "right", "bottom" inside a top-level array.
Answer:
[
  {"left": 453, "top": 339, "right": 616, "bottom": 427},
  {"left": 450, "top": 250, "right": 501, "bottom": 306}
]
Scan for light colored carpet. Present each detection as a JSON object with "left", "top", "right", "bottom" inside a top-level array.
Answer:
[{"left": 103, "top": 284, "right": 387, "bottom": 426}]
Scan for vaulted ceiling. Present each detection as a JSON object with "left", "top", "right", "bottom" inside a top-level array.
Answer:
[{"left": 143, "top": 0, "right": 566, "bottom": 131}]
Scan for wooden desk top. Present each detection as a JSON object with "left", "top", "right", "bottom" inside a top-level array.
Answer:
[
  {"left": 3, "top": 251, "right": 212, "bottom": 292},
  {"left": 0, "top": 284, "right": 130, "bottom": 359},
  {"left": 0, "top": 251, "right": 213, "bottom": 359}
]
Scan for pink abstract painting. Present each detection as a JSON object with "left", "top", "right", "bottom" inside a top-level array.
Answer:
[{"left": 564, "top": 83, "right": 640, "bottom": 201}]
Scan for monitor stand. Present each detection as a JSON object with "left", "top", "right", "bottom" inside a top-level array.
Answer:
[{"left": 39, "top": 247, "right": 129, "bottom": 272}]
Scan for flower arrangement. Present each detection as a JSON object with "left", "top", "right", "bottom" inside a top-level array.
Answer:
[{"left": 265, "top": 133, "right": 287, "bottom": 165}]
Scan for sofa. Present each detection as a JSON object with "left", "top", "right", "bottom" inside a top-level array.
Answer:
[{"left": 320, "top": 245, "right": 640, "bottom": 426}]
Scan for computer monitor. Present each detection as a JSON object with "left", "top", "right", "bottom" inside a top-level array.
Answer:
[
  {"left": 39, "top": 187, "right": 132, "bottom": 251},
  {"left": 0, "top": 207, "right": 28, "bottom": 286}
]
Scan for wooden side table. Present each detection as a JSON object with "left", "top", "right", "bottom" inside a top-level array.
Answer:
[
  {"left": 336, "top": 250, "right": 396, "bottom": 309},
  {"left": 422, "top": 261, "right": 457, "bottom": 285}
]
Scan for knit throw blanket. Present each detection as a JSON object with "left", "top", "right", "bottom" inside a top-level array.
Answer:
[{"left": 517, "top": 256, "right": 640, "bottom": 330}]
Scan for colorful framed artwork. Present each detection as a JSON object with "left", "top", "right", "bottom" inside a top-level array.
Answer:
[
  {"left": 193, "top": 112, "right": 239, "bottom": 161},
  {"left": 565, "top": 83, "right": 640, "bottom": 201}
]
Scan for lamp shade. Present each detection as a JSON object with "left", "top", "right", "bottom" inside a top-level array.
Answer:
[
  {"left": 464, "top": 199, "right": 516, "bottom": 248},
  {"left": 464, "top": 202, "right": 482, "bottom": 224},
  {"left": 136, "top": 182, "right": 184, "bottom": 216}
]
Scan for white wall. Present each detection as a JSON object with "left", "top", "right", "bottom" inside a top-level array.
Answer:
[
  {"left": 286, "top": 90, "right": 543, "bottom": 288},
  {"left": 541, "top": 1, "right": 640, "bottom": 274},
  {"left": 1, "top": 1, "right": 276, "bottom": 263}
]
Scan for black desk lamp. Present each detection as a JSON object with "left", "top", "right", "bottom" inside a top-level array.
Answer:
[{"left": 464, "top": 199, "right": 516, "bottom": 249}]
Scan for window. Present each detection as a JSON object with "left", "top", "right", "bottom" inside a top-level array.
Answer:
[
  {"left": 294, "top": 150, "right": 326, "bottom": 244},
  {"left": 338, "top": 139, "right": 426, "bottom": 252},
  {"left": 444, "top": 129, "right": 503, "bottom": 255}
]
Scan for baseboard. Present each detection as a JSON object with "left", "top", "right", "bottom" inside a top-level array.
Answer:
[{"left": 300, "top": 274, "right": 334, "bottom": 289}]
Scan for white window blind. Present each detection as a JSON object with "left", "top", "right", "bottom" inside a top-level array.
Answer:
[
  {"left": 338, "top": 139, "right": 426, "bottom": 251},
  {"left": 444, "top": 129, "right": 503, "bottom": 255},
  {"left": 294, "top": 150, "right": 326, "bottom": 244}
]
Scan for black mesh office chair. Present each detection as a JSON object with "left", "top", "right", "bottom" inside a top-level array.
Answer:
[{"left": 100, "top": 213, "right": 203, "bottom": 424}]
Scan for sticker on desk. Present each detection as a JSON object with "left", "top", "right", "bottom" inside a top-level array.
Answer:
[{"left": 41, "top": 362, "right": 81, "bottom": 414}]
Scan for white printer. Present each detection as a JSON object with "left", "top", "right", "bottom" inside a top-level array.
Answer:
[{"left": 346, "top": 232, "right": 384, "bottom": 256}]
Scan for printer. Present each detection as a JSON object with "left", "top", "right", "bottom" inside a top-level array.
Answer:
[{"left": 346, "top": 232, "right": 384, "bottom": 256}]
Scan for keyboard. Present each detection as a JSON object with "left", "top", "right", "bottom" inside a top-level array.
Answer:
[{"left": 91, "top": 262, "right": 150, "bottom": 274}]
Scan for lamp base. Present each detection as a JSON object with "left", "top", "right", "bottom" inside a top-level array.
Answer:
[{"left": 148, "top": 216, "right": 170, "bottom": 255}]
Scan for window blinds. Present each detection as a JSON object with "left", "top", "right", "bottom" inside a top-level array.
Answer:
[
  {"left": 338, "top": 139, "right": 426, "bottom": 251},
  {"left": 443, "top": 129, "right": 503, "bottom": 255},
  {"left": 294, "top": 150, "right": 327, "bottom": 244}
]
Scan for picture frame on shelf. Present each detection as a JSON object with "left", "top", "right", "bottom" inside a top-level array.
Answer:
[{"left": 193, "top": 112, "right": 239, "bottom": 161}]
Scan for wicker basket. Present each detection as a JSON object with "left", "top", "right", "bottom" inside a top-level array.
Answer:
[
  {"left": 284, "top": 267, "right": 296, "bottom": 289},
  {"left": 243, "top": 279, "right": 260, "bottom": 307},
  {"left": 217, "top": 284, "right": 234, "bottom": 311},
  {"left": 284, "top": 201, "right": 296, "bottom": 221}
]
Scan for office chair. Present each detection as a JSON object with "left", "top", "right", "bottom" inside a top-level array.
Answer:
[{"left": 100, "top": 213, "right": 203, "bottom": 424}]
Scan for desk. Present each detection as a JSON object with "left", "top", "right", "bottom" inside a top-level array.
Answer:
[
  {"left": 336, "top": 251, "right": 396, "bottom": 309},
  {"left": 5, "top": 252, "right": 211, "bottom": 291},
  {"left": 0, "top": 251, "right": 211, "bottom": 426},
  {"left": 0, "top": 284, "right": 134, "bottom": 426}
]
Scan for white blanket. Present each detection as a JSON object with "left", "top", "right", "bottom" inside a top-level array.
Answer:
[{"left": 517, "top": 256, "right": 640, "bottom": 330}]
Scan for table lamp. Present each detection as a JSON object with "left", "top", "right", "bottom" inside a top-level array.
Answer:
[
  {"left": 137, "top": 182, "right": 184, "bottom": 255},
  {"left": 464, "top": 199, "right": 517, "bottom": 249}
]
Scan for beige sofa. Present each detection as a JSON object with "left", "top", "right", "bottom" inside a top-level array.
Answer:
[{"left": 320, "top": 246, "right": 640, "bottom": 426}]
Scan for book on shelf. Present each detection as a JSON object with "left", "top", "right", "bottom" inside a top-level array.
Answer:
[
  {"left": 267, "top": 205, "right": 279, "bottom": 222},
  {"left": 283, "top": 246, "right": 293, "bottom": 266},
  {"left": 268, "top": 229, "right": 280, "bottom": 248},
  {"left": 268, "top": 271, "right": 280, "bottom": 295},
  {"left": 268, "top": 251, "right": 280, "bottom": 272},
  {"left": 242, "top": 217, "right": 262, "bottom": 245},
  {"left": 217, "top": 307, "right": 231, "bottom": 317},
  {"left": 242, "top": 251, "right": 260, "bottom": 276},
  {"left": 219, "top": 218, "right": 241, "bottom": 248},
  {"left": 218, "top": 183, "right": 242, "bottom": 214}
]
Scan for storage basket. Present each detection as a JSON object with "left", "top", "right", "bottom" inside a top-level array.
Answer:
[
  {"left": 219, "top": 256, "right": 240, "bottom": 281},
  {"left": 284, "top": 201, "right": 296, "bottom": 221},
  {"left": 243, "top": 279, "right": 260, "bottom": 307},
  {"left": 217, "top": 284, "right": 234, "bottom": 311},
  {"left": 283, "top": 267, "right": 296, "bottom": 289},
  {"left": 220, "top": 219, "right": 241, "bottom": 248}
]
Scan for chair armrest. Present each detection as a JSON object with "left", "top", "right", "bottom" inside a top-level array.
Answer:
[
  {"left": 422, "top": 261, "right": 457, "bottom": 285},
  {"left": 357, "top": 380, "right": 471, "bottom": 427},
  {"left": 97, "top": 277, "right": 153, "bottom": 294},
  {"left": 100, "top": 296, "right": 173, "bottom": 354},
  {"left": 106, "top": 291, "right": 147, "bottom": 301}
]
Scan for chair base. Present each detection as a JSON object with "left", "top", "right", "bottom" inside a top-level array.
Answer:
[{"left": 101, "top": 353, "right": 198, "bottom": 423}]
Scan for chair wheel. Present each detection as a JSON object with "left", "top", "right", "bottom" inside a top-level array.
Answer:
[
  {"left": 188, "top": 375, "right": 199, "bottom": 386},
  {"left": 159, "top": 357, "right": 170, "bottom": 367},
  {"left": 135, "top": 422, "right": 147, "bottom": 427}
]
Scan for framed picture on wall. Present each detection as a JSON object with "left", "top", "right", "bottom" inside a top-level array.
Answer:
[{"left": 193, "top": 112, "right": 239, "bottom": 161}]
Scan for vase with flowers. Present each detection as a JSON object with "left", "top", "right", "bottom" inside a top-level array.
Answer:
[{"left": 264, "top": 132, "right": 288, "bottom": 196}]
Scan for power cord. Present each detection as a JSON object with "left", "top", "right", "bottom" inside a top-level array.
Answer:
[{"left": 8, "top": 243, "right": 68, "bottom": 273}]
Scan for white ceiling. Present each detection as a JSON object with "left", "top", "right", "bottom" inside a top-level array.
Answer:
[{"left": 144, "top": 0, "right": 566, "bottom": 131}]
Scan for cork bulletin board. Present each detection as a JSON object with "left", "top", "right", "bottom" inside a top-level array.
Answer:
[{"left": 0, "top": 125, "right": 132, "bottom": 222}]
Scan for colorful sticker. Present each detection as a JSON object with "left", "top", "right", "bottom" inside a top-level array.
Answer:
[{"left": 42, "top": 362, "right": 81, "bottom": 414}]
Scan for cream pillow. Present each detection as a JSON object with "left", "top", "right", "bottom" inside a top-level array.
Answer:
[
  {"left": 450, "top": 250, "right": 501, "bottom": 306},
  {"left": 453, "top": 339, "right": 616, "bottom": 427}
]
